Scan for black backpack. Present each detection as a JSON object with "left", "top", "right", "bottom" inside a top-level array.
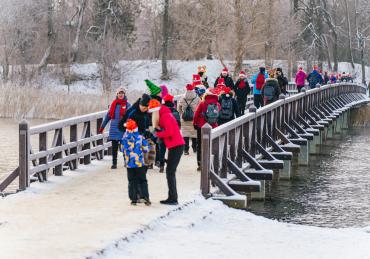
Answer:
[
  {"left": 263, "top": 82, "right": 276, "bottom": 101},
  {"left": 170, "top": 107, "right": 181, "bottom": 127},
  {"left": 219, "top": 98, "right": 234, "bottom": 120},
  {"left": 205, "top": 103, "right": 219, "bottom": 124},
  {"left": 182, "top": 98, "right": 195, "bottom": 121}
]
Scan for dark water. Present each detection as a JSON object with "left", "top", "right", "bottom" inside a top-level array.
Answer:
[{"left": 249, "top": 127, "right": 370, "bottom": 228}]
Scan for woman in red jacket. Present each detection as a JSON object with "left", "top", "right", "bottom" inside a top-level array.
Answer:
[
  {"left": 148, "top": 99, "right": 185, "bottom": 205},
  {"left": 193, "top": 92, "right": 220, "bottom": 171}
]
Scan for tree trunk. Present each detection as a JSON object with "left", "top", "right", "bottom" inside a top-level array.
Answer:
[
  {"left": 161, "top": 0, "right": 170, "bottom": 80},
  {"left": 344, "top": 0, "right": 355, "bottom": 69},
  {"left": 37, "top": 0, "right": 55, "bottom": 73},
  {"left": 71, "top": 0, "right": 88, "bottom": 63},
  {"left": 206, "top": 39, "right": 213, "bottom": 60},
  {"left": 233, "top": 0, "right": 243, "bottom": 78}
]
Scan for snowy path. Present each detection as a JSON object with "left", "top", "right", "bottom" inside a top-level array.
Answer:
[
  {"left": 0, "top": 153, "right": 200, "bottom": 259},
  {"left": 97, "top": 198, "right": 370, "bottom": 259}
]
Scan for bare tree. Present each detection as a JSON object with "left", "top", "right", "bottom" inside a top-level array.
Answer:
[{"left": 161, "top": 0, "right": 170, "bottom": 80}]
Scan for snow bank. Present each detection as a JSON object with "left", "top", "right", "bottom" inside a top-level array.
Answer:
[{"left": 95, "top": 197, "right": 370, "bottom": 259}]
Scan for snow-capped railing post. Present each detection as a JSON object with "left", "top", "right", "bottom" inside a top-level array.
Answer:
[
  {"left": 19, "top": 120, "right": 30, "bottom": 191},
  {"left": 201, "top": 123, "right": 212, "bottom": 197}
]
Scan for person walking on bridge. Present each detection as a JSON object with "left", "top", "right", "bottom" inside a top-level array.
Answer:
[
  {"left": 306, "top": 65, "right": 323, "bottom": 89},
  {"left": 233, "top": 70, "right": 251, "bottom": 115},
  {"left": 276, "top": 67, "right": 288, "bottom": 95},
  {"left": 262, "top": 70, "right": 280, "bottom": 105},
  {"left": 100, "top": 87, "right": 131, "bottom": 169},
  {"left": 177, "top": 83, "right": 200, "bottom": 156},
  {"left": 251, "top": 67, "right": 268, "bottom": 109},
  {"left": 295, "top": 67, "right": 307, "bottom": 92},
  {"left": 193, "top": 90, "right": 220, "bottom": 171},
  {"left": 218, "top": 87, "right": 240, "bottom": 125},
  {"left": 214, "top": 67, "right": 234, "bottom": 89}
]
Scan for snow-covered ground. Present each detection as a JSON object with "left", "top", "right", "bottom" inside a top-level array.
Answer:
[
  {"left": 96, "top": 197, "right": 370, "bottom": 259},
  {"left": 45, "top": 60, "right": 370, "bottom": 95}
]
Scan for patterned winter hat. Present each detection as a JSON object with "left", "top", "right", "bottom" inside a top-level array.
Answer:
[
  {"left": 125, "top": 119, "right": 138, "bottom": 132},
  {"left": 148, "top": 99, "right": 161, "bottom": 113},
  {"left": 216, "top": 78, "right": 225, "bottom": 87},
  {"left": 116, "top": 87, "right": 126, "bottom": 95},
  {"left": 192, "top": 74, "right": 201, "bottom": 83},
  {"left": 145, "top": 79, "right": 162, "bottom": 96}
]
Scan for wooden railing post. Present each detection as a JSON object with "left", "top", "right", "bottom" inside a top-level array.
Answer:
[
  {"left": 19, "top": 120, "right": 29, "bottom": 190},
  {"left": 201, "top": 123, "right": 212, "bottom": 197},
  {"left": 39, "top": 132, "right": 48, "bottom": 181},
  {"left": 70, "top": 124, "right": 78, "bottom": 169},
  {"left": 54, "top": 128, "right": 63, "bottom": 176},
  {"left": 249, "top": 105, "right": 257, "bottom": 156}
]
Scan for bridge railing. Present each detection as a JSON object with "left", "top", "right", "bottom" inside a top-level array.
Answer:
[
  {"left": 200, "top": 83, "right": 366, "bottom": 199},
  {"left": 0, "top": 111, "right": 111, "bottom": 193}
]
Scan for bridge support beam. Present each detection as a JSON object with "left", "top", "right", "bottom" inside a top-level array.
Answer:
[
  {"left": 342, "top": 110, "right": 349, "bottom": 129},
  {"left": 251, "top": 180, "right": 265, "bottom": 200},
  {"left": 298, "top": 142, "right": 309, "bottom": 165},
  {"left": 280, "top": 160, "right": 292, "bottom": 180},
  {"left": 309, "top": 134, "right": 321, "bottom": 154}
]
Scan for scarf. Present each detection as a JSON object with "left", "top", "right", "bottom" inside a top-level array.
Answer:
[{"left": 109, "top": 98, "right": 127, "bottom": 119}]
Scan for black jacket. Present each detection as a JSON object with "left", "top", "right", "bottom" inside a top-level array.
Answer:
[
  {"left": 233, "top": 78, "right": 251, "bottom": 100},
  {"left": 262, "top": 78, "right": 281, "bottom": 102},
  {"left": 214, "top": 75, "right": 235, "bottom": 89},
  {"left": 277, "top": 74, "right": 288, "bottom": 94},
  {"left": 118, "top": 98, "right": 151, "bottom": 137}
]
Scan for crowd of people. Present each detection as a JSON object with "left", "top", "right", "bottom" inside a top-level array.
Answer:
[{"left": 100, "top": 64, "right": 354, "bottom": 206}]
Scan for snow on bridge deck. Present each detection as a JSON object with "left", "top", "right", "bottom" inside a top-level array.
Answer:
[{"left": 0, "top": 153, "right": 200, "bottom": 259}]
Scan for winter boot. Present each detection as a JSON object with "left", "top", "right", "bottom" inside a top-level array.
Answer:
[
  {"left": 159, "top": 166, "right": 164, "bottom": 173},
  {"left": 111, "top": 164, "right": 117, "bottom": 169},
  {"left": 160, "top": 199, "right": 178, "bottom": 205}
]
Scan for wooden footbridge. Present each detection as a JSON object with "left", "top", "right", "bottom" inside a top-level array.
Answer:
[
  {"left": 0, "top": 83, "right": 368, "bottom": 210},
  {"left": 199, "top": 83, "right": 369, "bottom": 208}
]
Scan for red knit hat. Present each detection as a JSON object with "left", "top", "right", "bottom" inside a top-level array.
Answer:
[
  {"left": 222, "top": 67, "right": 228, "bottom": 73},
  {"left": 163, "top": 94, "right": 174, "bottom": 103},
  {"left": 192, "top": 74, "right": 201, "bottom": 83},
  {"left": 186, "top": 83, "right": 194, "bottom": 91},
  {"left": 125, "top": 119, "right": 138, "bottom": 132},
  {"left": 239, "top": 70, "right": 246, "bottom": 76},
  {"left": 223, "top": 87, "right": 231, "bottom": 94}
]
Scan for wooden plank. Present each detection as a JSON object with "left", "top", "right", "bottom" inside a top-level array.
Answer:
[
  {"left": 19, "top": 120, "right": 29, "bottom": 190},
  {"left": 0, "top": 167, "right": 19, "bottom": 192}
]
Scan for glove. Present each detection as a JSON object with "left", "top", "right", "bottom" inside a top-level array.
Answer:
[{"left": 98, "top": 127, "right": 104, "bottom": 134}]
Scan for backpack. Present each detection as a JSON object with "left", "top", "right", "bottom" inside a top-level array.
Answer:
[
  {"left": 256, "top": 73, "right": 265, "bottom": 90},
  {"left": 170, "top": 107, "right": 181, "bottom": 127},
  {"left": 205, "top": 103, "right": 219, "bottom": 124},
  {"left": 182, "top": 98, "right": 195, "bottom": 121},
  {"left": 263, "top": 82, "right": 276, "bottom": 101},
  {"left": 219, "top": 98, "right": 234, "bottom": 120}
]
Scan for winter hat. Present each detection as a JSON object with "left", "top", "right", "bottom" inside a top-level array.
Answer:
[
  {"left": 116, "top": 87, "right": 126, "bottom": 95},
  {"left": 239, "top": 70, "right": 246, "bottom": 77},
  {"left": 145, "top": 79, "right": 162, "bottom": 96},
  {"left": 207, "top": 87, "right": 221, "bottom": 96},
  {"left": 139, "top": 93, "right": 151, "bottom": 107},
  {"left": 268, "top": 69, "right": 276, "bottom": 78},
  {"left": 125, "top": 119, "right": 138, "bottom": 132},
  {"left": 160, "top": 85, "right": 169, "bottom": 98},
  {"left": 163, "top": 94, "right": 174, "bottom": 103},
  {"left": 186, "top": 83, "right": 194, "bottom": 91},
  {"left": 276, "top": 67, "right": 283, "bottom": 73},
  {"left": 148, "top": 99, "right": 161, "bottom": 113},
  {"left": 259, "top": 67, "right": 266, "bottom": 73},
  {"left": 192, "top": 74, "right": 201, "bottom": 83},
  {"left": 298, "top": 66, "right": 303, "bottom": 71},
  {"left": 313, "top": 65, "right": 318, "bottom": 71}
]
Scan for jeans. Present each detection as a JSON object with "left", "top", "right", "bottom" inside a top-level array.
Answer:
[
  {"left": 111, "top": 140, "right": 120, "bottom": 165},
  {"left": 184, "top": 137, "right": 197, "bottom": 152},
  {"left": 127, "top": 167, "right": 149, "bottom": 202},
  {"left": 196, "top": 128, "right": 202, "bottom": 166},
  {"left": 166, "top": 145, "right": 184, "bottom": 201},
  {"left": 253, "top": 94, "right": 263, "bottom": 109}
]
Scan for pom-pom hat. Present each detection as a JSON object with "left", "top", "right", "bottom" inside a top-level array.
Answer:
[
  {"left": 148, "top": 99, "right": 161, "bottom": 113},
  {"left": 125, "top": 119, "right": 138, "bottom": 132}
]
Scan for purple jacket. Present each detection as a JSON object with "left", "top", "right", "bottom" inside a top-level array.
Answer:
[{"left": 295, "top": 70, "right": 307, "bottom": 86}]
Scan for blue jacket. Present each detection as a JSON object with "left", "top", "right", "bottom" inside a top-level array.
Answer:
[
  {"left": 102, "top": 100, "right": 131, "bottom": 140},
  {"left": 121, "top": 131, "right": 149, "bottom": 168},
  {"left": 307, "top": 70, "right": 324, "bottom": 89},
  {"left": 251, "top": 72, "right": 268, "bottom": 95}
]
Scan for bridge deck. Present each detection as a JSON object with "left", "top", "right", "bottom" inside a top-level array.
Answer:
[{"left": 0, "top": 154, "right": 199, "bottom": 259}]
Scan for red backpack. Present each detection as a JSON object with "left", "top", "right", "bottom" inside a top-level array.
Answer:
[{"left": 256, "top": 73, "right": 265, "bottom": 90}]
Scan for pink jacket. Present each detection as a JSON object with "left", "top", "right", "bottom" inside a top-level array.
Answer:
[
  {"left": 156, "top": 105, "right": 185, "bottom": 149},
  {"left": 295, "top": 70, "right": 307, "bottom": 86}
]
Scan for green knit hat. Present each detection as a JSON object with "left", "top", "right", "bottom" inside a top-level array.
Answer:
[{"left": 145, "top": 79, "right": 162, "bottom": 96}]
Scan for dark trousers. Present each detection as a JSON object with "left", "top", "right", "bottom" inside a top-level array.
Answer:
[
  {"left": 166, "top": 145, "right": 184, "bottom": 201},
  {"left": 157, "top": 140, "right": 166, "bottom": 167},
  {"left": 254, "top": 94, "right": 263, "bottom": 109},
  {"left": 127, "top": 167, "right": 149, "bottom": 202},
  {"left": 111, "top": 140, "right": 120, "bottom": 165},
  {"left": 297, "top": 85, "right": 304, "bottom": 93},
  {"left": 237, "top": 98, "right": 247, "bottom": 115},
  {"left": 184, "top": 137, "right": 197, "bottom": 152},
  {"left": 197, "top": 128, "right": 202, "bottom": 166}
]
